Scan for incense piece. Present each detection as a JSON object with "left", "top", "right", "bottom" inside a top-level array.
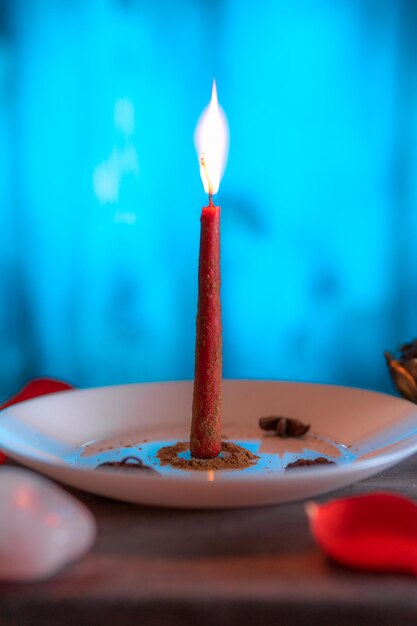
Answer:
[
  {"left": 259, "top": 415, "right": 310, "bottom": 437},
  {"left": 157, "top": 441, "right": 258, "bottom": 471},
  {"left": 286, "top": 457, "right": 335, "bottom": 470},
  {"left": 96, "top": 456, "right": 157, "bottom": 474}
]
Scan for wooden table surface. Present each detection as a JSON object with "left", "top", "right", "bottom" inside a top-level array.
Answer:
[{"left": 1, "top": 456, "right": 417, "bottom": 626}]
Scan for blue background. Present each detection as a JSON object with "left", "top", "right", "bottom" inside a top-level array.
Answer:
[{"left": 0, "top": 0, "right": 416, "bottom": 400}]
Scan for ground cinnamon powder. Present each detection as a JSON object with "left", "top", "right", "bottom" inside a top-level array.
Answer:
[{"left": 157, "top": 441, "right": 258, "bottom": 471}]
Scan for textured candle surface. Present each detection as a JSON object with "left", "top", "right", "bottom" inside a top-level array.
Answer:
[{"left": 190, "top": 203, "right": 222, "bottom": 458}]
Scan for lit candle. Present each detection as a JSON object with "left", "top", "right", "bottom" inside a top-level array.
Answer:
[{"left": 190, "top": 81, "right": 229, "bottom": 459}]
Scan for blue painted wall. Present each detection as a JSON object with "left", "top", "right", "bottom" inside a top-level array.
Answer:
[{"left": 0, "top": 0, "right": 416, "bottom": 399}]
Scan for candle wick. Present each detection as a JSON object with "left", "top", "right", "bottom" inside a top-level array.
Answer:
[{"left": 200, "top": 153, "right": 214, "bottom": 202}]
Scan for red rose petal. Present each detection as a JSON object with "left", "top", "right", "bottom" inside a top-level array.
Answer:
[
  {"left": 307, "top": 492, "right": 417, "bottom": 575},
  {"left": 0, "top": 377, "right": 74, "bottom": 464}
]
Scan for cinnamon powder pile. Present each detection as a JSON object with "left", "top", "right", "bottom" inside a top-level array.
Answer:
[{"left": 157, "top": 441, "right": 258, "bottom": 471}]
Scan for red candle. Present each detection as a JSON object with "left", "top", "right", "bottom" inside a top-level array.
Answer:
[
  {"left": 190, "top": 81, "right": 229, "bottom": 459},
  {"left": 190, "top": 196, "right": 222, "bottom": 458}
]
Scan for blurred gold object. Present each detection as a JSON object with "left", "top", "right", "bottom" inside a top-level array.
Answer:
[{"left": 385, "top": 340, "right": 417, "bottom": 403}]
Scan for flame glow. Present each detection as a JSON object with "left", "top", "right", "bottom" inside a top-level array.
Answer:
[{"left": 194, "top": 80, "right": 229, "bottom": 196}]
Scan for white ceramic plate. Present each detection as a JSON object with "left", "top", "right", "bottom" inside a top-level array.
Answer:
[{"left": 1, "top": 381, "right": 417, "bottom": 509}]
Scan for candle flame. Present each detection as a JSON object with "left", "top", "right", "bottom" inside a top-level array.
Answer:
[{"left": 194, "top": 80, "right": 229, "bottom": 196}]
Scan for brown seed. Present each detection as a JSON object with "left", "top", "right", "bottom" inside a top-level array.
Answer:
[
  {"left": 259, "top": 416, "right": 280, "bottom": 431},
  {"left": 275, "top": 418, "right": 288, "bottom": 436},
  {"left": 285, "top": 419, "right": 310, "bottom": 437},
  {"left": 259, "top": 415, "right": 310, "bottom": 437}
]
